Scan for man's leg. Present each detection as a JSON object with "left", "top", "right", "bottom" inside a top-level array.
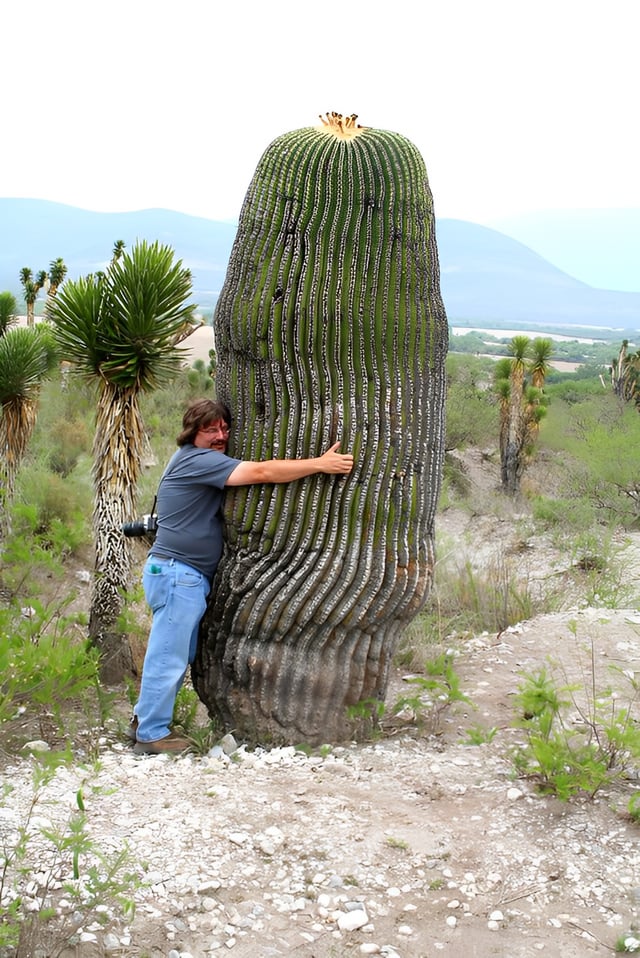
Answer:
[{"left": 134, "top": 556, "right": 209, "bottom": 743}]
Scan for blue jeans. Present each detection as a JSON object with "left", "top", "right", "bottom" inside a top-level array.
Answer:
[{"left": 134, "top": 555, "right": 210, "bottom": 742}]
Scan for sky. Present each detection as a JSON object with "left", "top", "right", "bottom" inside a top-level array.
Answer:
[{"left": 1, "top": 0, "right": 638, "bottom": 231}]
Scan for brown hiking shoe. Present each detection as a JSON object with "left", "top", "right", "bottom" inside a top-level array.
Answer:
[
  {"left": 133, "top": 731, "right": 190, "bottom": 756},
  {"left": 125, "top": 716, "right": 138, "bottom": 743}
]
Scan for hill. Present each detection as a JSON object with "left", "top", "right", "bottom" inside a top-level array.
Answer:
[
  {"left": 437, "top": 219, "right": 640, "bottom": 331},
  {"left": 490, "top": 207, "right": 640, "bottom": 293},
  {"left": 1, "top": 198, "right": 639, "bottom": 332}
]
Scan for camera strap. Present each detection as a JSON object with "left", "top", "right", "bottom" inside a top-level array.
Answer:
[{"left": 150, "top": 449, "right": 182, "bottom": 516}]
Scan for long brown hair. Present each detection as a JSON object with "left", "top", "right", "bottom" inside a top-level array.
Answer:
[{"left": 176, "top": 399, "right": 231, "bottom": 446}]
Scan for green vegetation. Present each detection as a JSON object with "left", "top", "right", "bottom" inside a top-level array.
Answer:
[
  {"left": 390, "top": 653, "right": 472, "bottom": 734},
  {"left": 511, "top": 630, "right": 640, "bottom": 799},
  {"left": 449, "top": 325, "right": 626, "bottom": 370},
  {"left": 0, "top": 761, "right": 139, "bottom": 955},
  {"left": 615, "top": 933, "right": 640, "bottom": 953}
]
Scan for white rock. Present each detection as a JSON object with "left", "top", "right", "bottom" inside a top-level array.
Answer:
[
  {"left": 228, "top": 832, "right": 250, "bottom": 845},
  {"left": 198, "top": 880, "right": 221, "bottom": 893},
  {"left": 507, "top": 787, "right": 524, "bottom": 800},
  {"left": 446, "top": 915, "right": 457, "bottom": 927},
  {"left": 22, "top": 740, "right": 50, "bottom": 752},
  {"left": 219, "top": 733, "right": 238, "bottom": 755},
  {"left": 337, "top": 909, "right": 369, "bottom": 931}
]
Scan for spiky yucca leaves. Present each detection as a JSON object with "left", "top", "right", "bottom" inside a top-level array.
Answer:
[
  {"left": 194, "top": 113, "right": 448, "bottom": 744},
  {"left": 494, "top": 337, "right": 553, "bottom": 494},
  {"left": 19, "top": 268, "right": 47, "bottom": 327},
  {"left": 47, "top": 241, "right": 197, "bottom": 681},
  {"left": 0, "top": 291, "right": 18, "bottom": 336},
  {"left": 0, "top": 324, "right": 58, "bottom": 536}
]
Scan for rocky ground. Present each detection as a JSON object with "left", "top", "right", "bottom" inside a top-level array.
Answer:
[{"left": 1, "top": 450, "right": 640, "bottom": 958}]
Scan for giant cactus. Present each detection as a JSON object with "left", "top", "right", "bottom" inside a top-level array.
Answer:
[{"left": 193, "top": 112, "right": 448, "bottom": 744}]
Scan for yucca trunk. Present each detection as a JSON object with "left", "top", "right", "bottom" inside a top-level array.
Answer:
[
  {"left": 0, "top": 399, "right": 37, "bottom": 538},
  {"left": 88, "top": 383, "right": 144, "bottom": 682},
  {"left": 502, "top": 362, "right": 527, "bottom": 495},
  {"left": 194, "top": 113, "right": 448, "bottom": 743}
]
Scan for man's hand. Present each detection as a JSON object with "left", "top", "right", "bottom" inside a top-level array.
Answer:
[
  {"left": 318, "top": 442, "right": 354, "bottom": 474},
  {"left": 226, "top": 442, "right": 354, "bottom": 486}
]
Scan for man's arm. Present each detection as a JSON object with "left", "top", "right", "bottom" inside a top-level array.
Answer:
[{"left": 225, "top": 442, "right": 354, "bottom": 487}]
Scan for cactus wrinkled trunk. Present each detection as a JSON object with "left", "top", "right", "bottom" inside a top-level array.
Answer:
[{"left": 193, "top": 114, "right": 448, "bottom": 744}]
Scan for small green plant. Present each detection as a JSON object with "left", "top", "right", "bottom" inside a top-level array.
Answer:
[
  {"left": 346, "top": 697, "right": 386, "bottom": 739},
  {"left": 295, "top": 742, "right": 333, "bottom": 759},
  {"left": 463, "top": 723, "right": 498, "bottom": 745},
  {"left": 616, "top": 932, "right": 640, "bottom": 953},
  {"left": 0, "top": 758, "right": 139, "bottom": 955},
  {"left": 0, "top": 597, "right": 103, "bottom": 739},
  {"left": 385, "top": 836, "right": 409, "bottom": 850},
  {"left": 512, "top": 645, "right": 640, "bottom": 800},
  {"left": 391, "top": 653, "right": 472, "bottom": 734},
  {"left": 628, "top": 792, "right": 640, "bottom": 824},
  {"left": 185, "top": 722, "right": 226, "bottom": 756},
  {"left": 172, "top": 685, "right": 201, "bottom": 734}
]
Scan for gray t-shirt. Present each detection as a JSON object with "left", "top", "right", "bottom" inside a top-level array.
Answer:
[{"left": 150, "top": 445, "right": 241, "bottom": 579}]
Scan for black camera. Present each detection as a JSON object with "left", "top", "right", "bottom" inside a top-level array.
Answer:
[{"left": 121, "top": 514, "right": 158, "bottom": 538}]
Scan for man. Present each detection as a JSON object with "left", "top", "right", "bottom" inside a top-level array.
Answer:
[{"left": 130, "top": 398, "right": 354, "bottom": 754}]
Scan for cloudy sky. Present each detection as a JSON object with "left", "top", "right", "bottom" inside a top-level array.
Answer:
[{"left": 1, "top": 0, "right": 637, "bottom": 228}]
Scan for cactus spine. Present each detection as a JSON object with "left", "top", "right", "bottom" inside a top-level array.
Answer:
[{"left": 194, "top": 112, "right": 448, "bottom": 743}]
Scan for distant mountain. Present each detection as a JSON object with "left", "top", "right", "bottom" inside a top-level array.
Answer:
[
  {"left": 489, "top": 208, "right": 640, "bottom": 293},
  {"left": 1, "top": 199, "right": 639, "bottom": 332},
  {"left": 0, "top": 199, "right": 237, "bottom": 309},
  {"left": 436, "top": 219, "right": 640, "bottom": 330}
]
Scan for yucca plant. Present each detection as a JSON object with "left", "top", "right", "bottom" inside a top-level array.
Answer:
[
  {"left": 194, "top": 112, "right": 448, "bottom": 743},
  {"left": 46, "top": 241, "right": 198, "bottom": 681},
  {"left": 0, "top": 324, "right": 59, "bottom": 537}
]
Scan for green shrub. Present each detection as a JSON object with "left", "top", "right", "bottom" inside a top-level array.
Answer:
[
  {"left": 530, "top": 494, "right": 596, "bottom": 533},
  {"left": 0, "top": 764, "right": 139, "bottom": 954},
  {"left": 390, "top": 653, "right": 472, "bottom": 734},
  {"left": 13, "top": 470, "right": 90, "bottom": 545},
  {"left": 186, "top": 358, "right": 214, "bottom": 394},
  {"left": 445, "top": 353, "right": 497, "bottom": 452},
  {"left": 0, "top": 598, "right": 101, "bottom": 737},
  {"left": 48, "top": 417, "right": 91, "bottom": 476},
  {"left": 541, "top": 394, "right": 640, "bottom": 529},
  {"left": 512, "top": 639, "right": 640, "bottom": 800}
]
